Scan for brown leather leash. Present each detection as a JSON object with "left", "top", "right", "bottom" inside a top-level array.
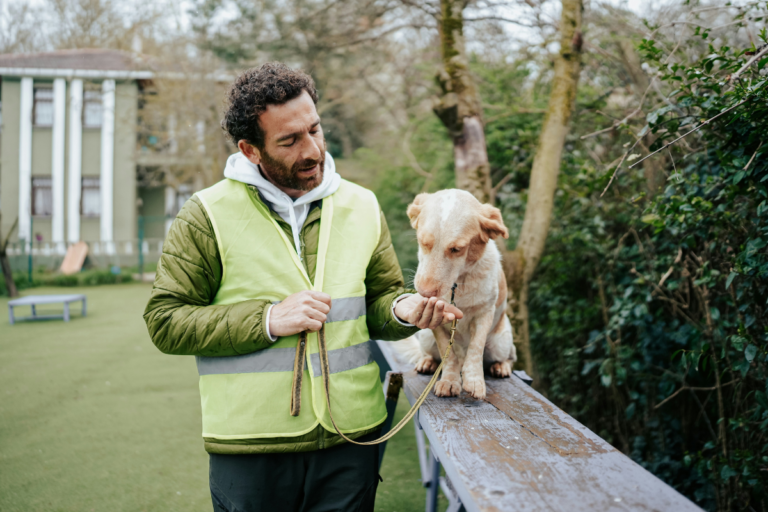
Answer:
[{"left": 290, "top": 284, "right": 459, "bottom": 445}]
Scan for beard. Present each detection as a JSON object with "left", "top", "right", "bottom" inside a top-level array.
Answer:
[{"left": 259, "top": 143, "right": 326, "bottom": 192}]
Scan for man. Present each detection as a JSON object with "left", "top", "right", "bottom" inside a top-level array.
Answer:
[{"left": 143, "top": 62, "right": 462, "bottom": 512}]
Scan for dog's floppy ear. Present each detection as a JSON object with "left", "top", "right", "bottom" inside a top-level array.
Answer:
[
  {"left": 406, "top": 193, "right": 429, "bottom": 229},
  {"left": 478, "top": 204, "right": 509, "bottom": 242}
]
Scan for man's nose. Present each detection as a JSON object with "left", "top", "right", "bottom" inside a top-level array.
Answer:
[{"left": 300, "top": 134, "right": 322, "bottom": 161}]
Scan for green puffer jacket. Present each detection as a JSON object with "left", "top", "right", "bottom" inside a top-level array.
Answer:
[{"left": 143, "top": 182, "right": 418, "bottom": 454}]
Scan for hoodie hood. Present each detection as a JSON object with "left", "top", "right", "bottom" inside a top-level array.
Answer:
[{"left": 223, "top": 151, "right": 341, "bottom": 256}]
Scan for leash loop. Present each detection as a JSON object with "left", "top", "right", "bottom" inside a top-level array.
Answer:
[{"left": 313, "top": 284, "right": 459, "bottom": 446}]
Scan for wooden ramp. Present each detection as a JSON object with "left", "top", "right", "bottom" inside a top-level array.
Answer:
[{"left": 374, "top": 340, "right": 702, "bottom": 512}]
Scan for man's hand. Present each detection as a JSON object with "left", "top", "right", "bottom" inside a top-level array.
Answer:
[
  {"left": 393, "top": 294, "right": 463, "bottom": 330},
  {"left": 269, "top": 291, "right": 332, "bottom": 337}
]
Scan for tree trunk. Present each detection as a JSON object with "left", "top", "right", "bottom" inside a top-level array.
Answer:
[
  {"left": 0, "top": 214, "right": 19, "bottom": 298},
  {"left": 508, "top": 0, "right": 584, "bottom": 377},
  {"left": 432, "top": 0, "right": 492, "bottom": 204},
  {"left": 618, "top": 39, "right": 665, "bottom": 195}
]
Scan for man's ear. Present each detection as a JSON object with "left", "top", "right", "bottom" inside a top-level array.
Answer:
[
  {"left": 406, "top": 193, "right": 429, "bottom": 229},
  {"left": 478, "top": 204, "right": 509, "bottom": 242},
  {"left": 238, "top": 140, "right": 262, "bottom": 165}
]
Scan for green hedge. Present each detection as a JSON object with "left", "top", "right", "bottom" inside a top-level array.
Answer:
[{"left": 0, "top": 269, "right": 134, "bottom": 296}]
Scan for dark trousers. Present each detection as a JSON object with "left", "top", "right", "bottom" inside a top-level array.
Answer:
[{"left": 209, "top": 432, "right": 381, "bottom": 512}]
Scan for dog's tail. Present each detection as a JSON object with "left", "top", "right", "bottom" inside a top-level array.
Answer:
[{"left": 392, "top": 335, "right": 423, "bottom": 365}]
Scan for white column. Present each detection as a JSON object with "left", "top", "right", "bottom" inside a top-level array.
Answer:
[
  {"left": 18, "top": 77, "right": 33, "bottom": 246},
  {"left": 196, "top": 120, "right": 205, "bottom": 154},
  {"left": 100, "top": 79, "right": 115, "bottom": 254},
  {"left": 67, "top": 79, "right": 83, "bottom": 243},
  {"left": 164, "top": 186, "right": 175, "bottom": 235},
  {"left": 51, "top": 78, "right": 66, "bottom": 254}
]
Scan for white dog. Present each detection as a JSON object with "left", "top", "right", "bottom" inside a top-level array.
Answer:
[{"left": 396, "top": 189, "right": 517, "bottom": 400}]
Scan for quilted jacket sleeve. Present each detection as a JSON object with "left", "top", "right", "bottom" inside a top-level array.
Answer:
[
  {"left": 143, "top": 195, "right": 274, "bottom": 356},
  {"left": 364, "top": 210, "right": 420, "bottom": 341}
]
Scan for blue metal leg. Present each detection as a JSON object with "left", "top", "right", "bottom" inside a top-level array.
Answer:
[
  {"left": 8, "top": 305, "right": 14, "bottom": 325},
  {"left": 63, "top": 302, "right": 70, "bottom": 322},
  {"left": 426, "top": 450, "right": 440, "bottom": 512},
  {"left": 31, "top": 304, "right": 37, "bottom": 317},
  {"left": 415, "top": 414, "right": 429, "bottom": 482},
  {"left": 82, "top": 298, "right": 87, "bottom": 317}
]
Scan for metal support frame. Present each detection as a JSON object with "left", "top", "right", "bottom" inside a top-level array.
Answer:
[
  {"left": 372, "top": 341, "right": 465, "bottom": 512},
  {"left": 415, "top": 414, "right": 465, "bottom": 512}
]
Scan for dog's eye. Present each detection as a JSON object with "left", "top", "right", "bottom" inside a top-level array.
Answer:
[{"left": 450, "top": 247, "right": 460, "bottom": 254}]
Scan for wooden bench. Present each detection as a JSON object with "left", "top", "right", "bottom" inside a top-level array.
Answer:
[
  {"left": 8, "top": 294, "right": 87, "bottom": 324},
  {"left": 372, "top": 340, "right": 702, "bottom": 512}
]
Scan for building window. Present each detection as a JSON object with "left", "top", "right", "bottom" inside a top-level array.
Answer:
[
  {"left": 32, "top": 177, "right": 53, "bottom": 216},
  {"left": 33, "top": 88, "right": 54, "bottom": 127},
  {"left": 81, "top": 177, "right": 101, "bottom": 216},
  {"left": 83, "top": 90, "right": 102, "bottom": 128}
]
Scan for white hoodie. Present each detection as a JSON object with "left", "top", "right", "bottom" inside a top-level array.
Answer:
[{"left": 223, "top": 151, "right": 341, "bottom": 256}]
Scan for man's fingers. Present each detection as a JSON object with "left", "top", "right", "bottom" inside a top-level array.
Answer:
[
  {"left": 417, "top": 297, "right": 438, "bottom": 328},
  {"left": 410, "top": 297, "right": 428, "bottom": 324},
  {"left": 307, "top": 291, "right": 332, "bottom": 306},
  {"left": 304, "top": 306, "right": 327, "bottom": 323},
  {"left": 308, "top": 298, "right": 331, "bottom": 314},
  {"left": 428, "top": 301, "right": 445, "bottom": 330},
  {"left": 305, "top": 319, "right": 323, "bottom": 332},
  {"left": 444, "top": 304, "right": 463, "bottom": 320}
]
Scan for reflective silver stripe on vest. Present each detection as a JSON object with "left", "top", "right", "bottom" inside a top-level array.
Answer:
[
  {"left": 326, "top": 296, "right": 366, "bottom": 323},
  {"left": 270, "top": 296, "right": 366, "bottom": 323},
  {"left": 196, "top": 347, "right": 298, "bottom": 375},
  {"left": 196, "top": 340, "right": 376, "bottom": 376},
  {"left": 309, "top": 341, "right": 376, "bottom": 378}
]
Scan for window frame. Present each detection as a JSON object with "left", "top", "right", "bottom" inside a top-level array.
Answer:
[
  {"left": 82, "top": 89, "right": 103, "bottom": 128},
  {"left": 80, "top": 177, "right": 101, "bottom": 217},
  {"left": 33, "top": 87, "right": 54, "bottom": 128},
  {"left": 31, "top": 176, "right": 53, "bottom": 217}
]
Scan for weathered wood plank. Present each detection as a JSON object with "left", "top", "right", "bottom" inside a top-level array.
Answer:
[{"left": 377, "top": 341, "right": 702, "bottom": 512}]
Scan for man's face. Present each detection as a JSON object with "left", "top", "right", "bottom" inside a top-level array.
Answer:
[{"left": 242, "top": 90, "right": 326, "bottom": 196}]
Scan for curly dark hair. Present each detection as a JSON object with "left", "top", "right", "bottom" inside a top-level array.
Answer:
[{"left": 221, "top": 62, "right": 318, "bottom": 148}]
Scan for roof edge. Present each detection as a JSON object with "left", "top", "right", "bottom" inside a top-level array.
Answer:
[{"left": 0, "top": 67, "right": 234, "bottom": 82}]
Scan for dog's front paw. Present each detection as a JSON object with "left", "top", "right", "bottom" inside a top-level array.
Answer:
[
  {"left": 434, "top": 377, "right": 462, "bottom": 397},
  {"left": 462, "top": 375, "right": 486, "bottom": 400},
  {"left": 489, "top": 361, "right": 512, "bottom": 378},
  {"left": 415, "top": 355, "right": 438, "bottom": 374}
]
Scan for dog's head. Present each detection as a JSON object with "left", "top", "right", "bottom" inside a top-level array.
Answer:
[{"left": 406, "top": 189, "right": 508, "bottom": 300}]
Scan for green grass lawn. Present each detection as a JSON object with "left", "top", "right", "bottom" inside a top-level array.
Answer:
[{"left": 0, "top": 283, "right": 446, "bottom": 512}]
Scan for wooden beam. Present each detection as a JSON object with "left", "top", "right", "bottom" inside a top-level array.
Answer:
[{"left": 376, "top": 341, "right": 702, "bottom": 512}]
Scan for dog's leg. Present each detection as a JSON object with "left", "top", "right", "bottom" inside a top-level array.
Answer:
[
  {"left": 432, "top": 326, "right": 462, "bottom": 397},
  {"left": 486, "top": 314, "right": 515, "bottom": 378},
  {"left": 462, "top": 312, "right": 494, "bottom": 399},
  {"left": 415, "top": 330, "right": 440, "bottom": 374}
]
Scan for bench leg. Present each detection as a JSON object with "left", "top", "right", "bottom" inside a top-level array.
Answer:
[
  {"left": 82, "top": 298, "right": 87, "bottom": 317},
  {"left": 31, "top": 304, "right": 37, "bottom": 317},
  {"left": 425, "top": 450, "right": 441, "bottom": 512},
  {"left": 8, "top": 305, "right": 14, "bottom": 325},
  {"left": 415, "top": 416, "right": 430, "bottom": 484},
  {"left": 63, "top": 303, "right": 70, "bottom": 322}
]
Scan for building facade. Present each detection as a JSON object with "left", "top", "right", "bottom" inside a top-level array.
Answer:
[
  {"left": 0, "top": 50, "right": 146, "bottom": 255},
  {"left": 0, "top": 49, "right": 221, "bottom": 266}
]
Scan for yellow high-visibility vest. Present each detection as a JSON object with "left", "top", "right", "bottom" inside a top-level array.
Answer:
[{"left": 194, "top": 178, "right": 387, "bottom": 441}]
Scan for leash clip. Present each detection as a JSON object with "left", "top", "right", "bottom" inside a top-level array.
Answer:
[{"left": 448, "top": 283, "right": 458, "bottom": 347}]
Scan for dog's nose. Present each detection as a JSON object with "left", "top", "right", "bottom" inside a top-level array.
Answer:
[{"left": 419, "top": 287, "right": 440, "bottom": 298}]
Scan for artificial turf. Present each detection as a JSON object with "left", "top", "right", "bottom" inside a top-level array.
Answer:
[{"left": 0, "top": 283, "right": 446, "bottom": 511}]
